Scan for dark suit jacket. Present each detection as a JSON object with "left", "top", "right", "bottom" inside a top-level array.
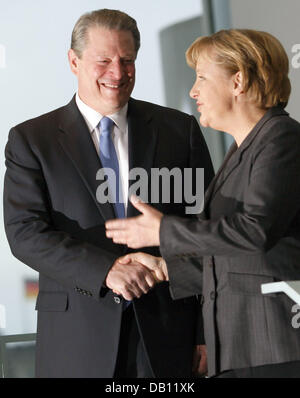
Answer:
[
  {"left": 3, "top": 96, "right": 214, "bottom": 378},
  {"left": 160, "top": 107, "right": 300, "bottom": 376}
]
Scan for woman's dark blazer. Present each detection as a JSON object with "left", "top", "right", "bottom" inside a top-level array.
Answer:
[{"left": 160, "top": 107, "right": 300, "bottom": 376}]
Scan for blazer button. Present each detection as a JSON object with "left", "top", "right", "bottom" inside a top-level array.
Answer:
[
  {"left": 114, "top": 297, "right": 121, "bottom": 304},
  {"left": 210, "top": 291, "right": 216, "bottom": 300}
]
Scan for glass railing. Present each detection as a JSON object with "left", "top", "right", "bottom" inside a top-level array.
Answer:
[{"left": 0, "top": 333, "right": 36, "bottom": 378}]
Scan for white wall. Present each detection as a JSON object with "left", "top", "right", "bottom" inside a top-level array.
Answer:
[
  {"left": 229, "top": 0, "right": 300, "bottom": 122},
  {"left": 0, "top": 0, "right": 204, "bottom": 334}
]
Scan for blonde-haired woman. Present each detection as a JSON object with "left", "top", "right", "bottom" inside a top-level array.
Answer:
[{"left": 106, "top": 29, "right": 300, "bottom": 378}]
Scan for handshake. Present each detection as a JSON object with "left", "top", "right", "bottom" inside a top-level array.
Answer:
[{"left": 105, "top": 252, "right": 169, "bottom": 301}]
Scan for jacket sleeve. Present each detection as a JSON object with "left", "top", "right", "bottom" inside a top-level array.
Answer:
[
  {"left": 182, "top": 115, "right": 214, "bottom": 342},
  {"left": 194, "top": 298, "right": 205, "bottom": 345},
  {"left": 161, "top": 123, "right": 300, "bottom": 299},
  {"left": 3, "top": 127, "right": 118, "bottom": 300}
]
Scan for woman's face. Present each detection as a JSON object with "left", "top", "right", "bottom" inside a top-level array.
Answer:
[{"left": 190, "top": 56, "right": 235, "bottom": 131}]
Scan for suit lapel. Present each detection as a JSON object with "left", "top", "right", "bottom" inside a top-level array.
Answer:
[
  {"left": 127, "top": 98, "right": 157, "bottom": 217},
  {"left": 57, "top": 96, "right": 115, "bottom": 221},
  {"left": 204, "top": 106, "right": 289, "bottom": 208},
  {"left": 202, "top": 142, "right": 238, "bottom": 209}
]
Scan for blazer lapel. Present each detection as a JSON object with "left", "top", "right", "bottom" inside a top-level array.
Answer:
[
  {"left": 126, "top": 98, "right": 157, "bottom": 218},
  {"left": 205, "top": 106, "right": 289, "bottom": 206},
  {"left": 202, "top": 142, "right": 238, "bottom": 210},
  {"left": 57, "top": 97, "right": 115, "bottom": 221}
]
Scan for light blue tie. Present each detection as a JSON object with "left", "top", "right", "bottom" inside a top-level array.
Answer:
[
  {"left": 99, "top": 117, "right": 125, "bottom": 219},
  {"left": 99, "top": 117, "right": 130, "bottom": 309}
]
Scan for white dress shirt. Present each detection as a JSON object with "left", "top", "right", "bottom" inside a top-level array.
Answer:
[{"left": 75, "top": 93, "right": 129, "bottom": 215}]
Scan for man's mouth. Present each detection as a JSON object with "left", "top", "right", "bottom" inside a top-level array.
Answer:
[
  {"left": 102, "top": 83, "right": 120, "bottom": 88},
  {"left": 100, "top": 82, "right": 126, "bottom": 89}
]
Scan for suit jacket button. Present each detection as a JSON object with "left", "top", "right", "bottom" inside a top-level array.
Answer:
[
  {"left": 210, "top": 291, "right": 216, "bottom": 300},
  {"left": 114, "top": 297, "right": 121, "bottom": 304}
]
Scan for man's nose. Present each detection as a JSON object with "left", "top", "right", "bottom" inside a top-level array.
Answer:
[{"left": 109, "top": 60, "right": 124, "bottom": 80}]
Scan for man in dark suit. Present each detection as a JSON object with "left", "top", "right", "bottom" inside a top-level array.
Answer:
[{"left": 3, "top": 9, "right": 214, "bottom": 377}]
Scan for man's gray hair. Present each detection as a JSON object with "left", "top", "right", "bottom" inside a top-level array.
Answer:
[{"left": 71, "top": 9, "right": 141, "bottom": 58}]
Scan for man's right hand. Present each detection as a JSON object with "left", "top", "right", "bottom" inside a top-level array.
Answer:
[
  {"left": 105, "top": 258, "right": 157, "bottom": 300},
  {"left": 119, "top": 252, "right": 168, "bottom": 282}
]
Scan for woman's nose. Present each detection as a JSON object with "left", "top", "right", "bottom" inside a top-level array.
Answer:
[{"left": 189, "top": 83, "right": 198, "bottom": 99}]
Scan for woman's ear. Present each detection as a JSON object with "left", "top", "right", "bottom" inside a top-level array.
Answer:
[{"left": 232, "top": 71, "right": 244, "bottom": 96}]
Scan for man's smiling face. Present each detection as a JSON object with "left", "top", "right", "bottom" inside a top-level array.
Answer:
[{"left": 69, "top": 26, "right": 136, "bottom": 115}]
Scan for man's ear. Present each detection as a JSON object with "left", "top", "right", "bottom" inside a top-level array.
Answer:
[
  {"left": 232, "top": 71, "right": 244, "bottom": 96},
  {"left": 68, "top": 49, "right": 80, "bottom": 76}
]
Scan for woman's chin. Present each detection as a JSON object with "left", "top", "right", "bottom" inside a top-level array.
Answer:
[{"left": 199, "top": 115, "right": 209, "bottom": 128}]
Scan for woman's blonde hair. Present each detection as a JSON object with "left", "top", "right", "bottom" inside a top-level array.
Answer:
[{"left": 186, "top": 29, "right": 291, "bottom": 108}]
